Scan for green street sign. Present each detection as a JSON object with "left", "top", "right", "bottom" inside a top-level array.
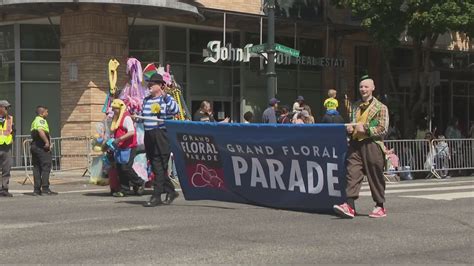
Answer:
[
  {"left": 250, "top": 44, "right": 267, "bottom": 53},
  {"left": 275, "top": 43, "right": 300, "bottom": 57}
]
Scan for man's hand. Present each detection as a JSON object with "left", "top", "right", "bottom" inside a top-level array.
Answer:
[
  {"left": 44, "top": 142, "right": 51, "bottom": 151},
  {"left": 355, "top": 124, "right": 366, "bottom": 134},
  {"left": 346, "top": 125, "right": 354, "bottom": 134}
]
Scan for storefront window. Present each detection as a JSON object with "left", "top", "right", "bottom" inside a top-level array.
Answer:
[
  {"left": 21, "top": 63, "right": 60, "bottom": 81},
  {"left": 190, "top": 66, "right": 232, "bottom": 97},
  {"left": 165, "top": 27, "right": 186, "bottom": 52},
  {"left": 0, "top": 25, "right": 15, "bottom": 116},
  {"left": 20, "top": 25, "right": 59, "bottom": 49},
  {"left": 21, "top": 83, "right": 60, "bottom": 136},
  {"left": 0, "top": 25, "right": 14, "bottom": 50},
  {"left": 129, "top": 26, "right": 159, "bottom": 50},
  {"left": 0, "top": 83, "right": 15, "bottom": 113}
]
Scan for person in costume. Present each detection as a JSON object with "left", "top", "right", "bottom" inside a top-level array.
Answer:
[
  {"left": 333, "top": 76, "right": 389, "bottom": 218},
  {"left": 140, "top": 72, "right": 180, "bottom": 207},
  {"left": 110, "top": 99, "right": 145, "bottom": 197},
  {"left": 0, "top": 100, "right": 14, "bottom": 197},
  {"left": 30, "top": 106, "right": 57, "bottom": 196}
]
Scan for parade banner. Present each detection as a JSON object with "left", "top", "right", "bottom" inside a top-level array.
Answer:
[{"left": 165, "top": 121, "right": 348, "bottom": 212}]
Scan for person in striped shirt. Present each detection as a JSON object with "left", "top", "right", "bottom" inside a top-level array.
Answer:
[{"left": 140, "top": 73, "right": 180, "bottom": 207}]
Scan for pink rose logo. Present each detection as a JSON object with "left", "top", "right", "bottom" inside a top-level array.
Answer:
[{"left": 191, "top": 164, "right": 225, "bottom": 189}]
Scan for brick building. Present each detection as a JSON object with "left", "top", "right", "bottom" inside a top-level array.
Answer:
[{"left": 0, "top": 0, "right": 473, "bottom": 141}]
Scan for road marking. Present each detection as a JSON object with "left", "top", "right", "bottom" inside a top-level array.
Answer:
[
  {"left": 359, "top": 185, "right": 474, "bottom": 196},
  {"left": 401, "top": 191, "right": 474, "bottom": 201},
  {"left": 361, "top": 180, "right": 474, "bottom": 191}
]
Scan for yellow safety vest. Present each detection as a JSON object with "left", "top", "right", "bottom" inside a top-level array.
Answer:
[{"left": 0, "top": 115, "right": 13, "bottom": 145}]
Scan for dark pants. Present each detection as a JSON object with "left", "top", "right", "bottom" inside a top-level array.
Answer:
[
  {"left": 116, "top": 147, "right": 144, "bottom": 192},
  {"left": 346, "top": 139, "right": 386, "bottom": 204},
  {"left": 144, "top": 128, "right": 175, "bottom": 195},
  {"left": 0, "top": 149, "right": 12, "bottom": 191},
  {"left": 31, "top": 144, "right": 52, "bottom": 192}
]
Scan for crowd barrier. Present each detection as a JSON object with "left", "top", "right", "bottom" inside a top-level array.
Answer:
[
  {"left": 384, "top": 138, "right": 474, "bottom": 179},
  {"left": 22, "top": 136, "right": 91, "bottom": 184}
]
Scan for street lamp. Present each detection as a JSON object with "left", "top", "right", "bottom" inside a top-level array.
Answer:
[{"left": 265, "top": 0, "right": 277, "bottom": 100}]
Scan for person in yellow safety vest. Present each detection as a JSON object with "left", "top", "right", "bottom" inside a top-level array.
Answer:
[
  {"left": 30, "top": 106, "right": 57, "bottom": 196},
  {"left": 0, "top": 100, "right": 14, "bottom": 197}
]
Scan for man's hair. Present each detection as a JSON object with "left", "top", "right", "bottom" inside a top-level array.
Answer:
[
  {"left": 36, "top": 105, "right": 48, "bottom": 115},
  {"left": 328, "top": 89, "right": 337, "bottom": 98},
  {"left": 243, "top": 111, "right": 253, "bottom": 122},
  {"left": 200, "top": 101, "right": 210, "bottom": 110},
  {"left": 280, "top": 106, "right": 289, "bottom": 114}
]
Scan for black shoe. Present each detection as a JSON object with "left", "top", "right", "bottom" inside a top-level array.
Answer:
[
  {"left": 143, "top": 195, "right": 163, "bottom": 207},
  {"left": 164, "top": 191, "right": 179, "bottom": 205},
  {"left": 32, "top": 191, "right": 41, "bottom": 196},
  {"left": 0, "top": 191, "right": 13, "bottom": 197},
  {"left": 43, "top": 190, "right": 58, "bottom": 196},
  {"left": 133, "top": 185, "right": 145, "bottom": 196}
]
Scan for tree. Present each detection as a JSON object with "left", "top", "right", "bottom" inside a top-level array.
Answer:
[{"left": 334, "top": 0, "right": 473, "bottom": 136}]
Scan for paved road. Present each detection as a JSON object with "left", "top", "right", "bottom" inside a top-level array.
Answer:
[{"left": 1, "top": 177, "right": 473, "bottom": 264}]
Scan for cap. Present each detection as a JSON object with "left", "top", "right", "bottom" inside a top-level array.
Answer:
[
  {"left": 0, "top": 100, "right": 11, "bottom": 107},
  {"left": 269, "top": 98, "right": 280, "bottom": 106},
  {"left": 360, "top": 74, "right": 371, "bottom": 82},
  {"left": 147, "top": 73, "right": 165, "bottom": 84},
  {"left": 301, "top": 110, "right": 310, "bottom": 118},
  {"left": 296, "top": 96, "right": 304, "bottom": 101}
]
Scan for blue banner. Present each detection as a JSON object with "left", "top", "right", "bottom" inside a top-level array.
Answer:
[{"left": 165, "top": 121, "right": 348, "bottom": 212}]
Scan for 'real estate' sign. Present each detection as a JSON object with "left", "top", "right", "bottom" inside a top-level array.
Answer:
[
  {"left": 202, "top": 40, "right": 346, "bottom": 68},
  {"left": 165, "top": 121, "right": 348, "bottom": 212}
]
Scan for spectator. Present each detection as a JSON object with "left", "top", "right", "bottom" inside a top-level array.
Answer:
[
  {"left": 323, "top": 89, "right": 339, "bottom": 114},
  {"left": 277, "top": 106, "right": 292, "bottom": 124},
  {"left": 193, "top": 101, "right": 229, "bottom": 123},
  {"left": 262, "top": 98, "right": 279, "bottom": 124},
  {"left": 292, "top": 96, "right": 305, "bottom": 114},
  {"left": 445, "top": 117, "right": 462, "bottom": 139},
  {"left": 469, "top": 121, "right": 474, "bottom": 138},
  {"left": 293, "top": 110, "right": 313, "bottom": 124},
  {"left": 435, "top": 135, "right": 450, "bottom": 178},
  {"left": 243, "top": 111, "right": 253, "bottom": 124}
]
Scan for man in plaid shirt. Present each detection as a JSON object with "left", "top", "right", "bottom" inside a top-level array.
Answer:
[{"left": 334, "top": 77, "right": 389, "bottom": 219}]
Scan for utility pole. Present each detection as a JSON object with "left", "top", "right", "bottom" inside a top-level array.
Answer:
[{"left": 265, "top": 0, "right": 277, "bottom": 100}]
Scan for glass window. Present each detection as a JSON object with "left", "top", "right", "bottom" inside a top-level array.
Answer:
[
  {"left": 190, "top": 30, "right": 237, "bottom": 53},
  {"left": 21, "top": 83, "right": 60, "bottom": 136},
  {"left": 21, "top": 51, "right": 60, "bottom": 61},
  {"left": 0, "top": 51, "right": 14, "bottom": 62},
  {"left": 243, "top": 68, "right": 265, "bottom": 87},
  {"left": 190, "top": 66, "right": 231, "bottom": 97},
  {"left": 129, "top": 26, "right": 159, "bottom": 50},
  {"left": 0, "top": 25, "right": 14, "bottom": 50},
  {"left": 0, "top": 63, "right": 15, "bottom": 82},
  {"left": 277, "top": 88, "right": 297, "bottom": 108},
  {"left": 129, "top": 51, "right": 159, "bottom": 63},
  {"left": 20, "top": 25, "right": 60, "bottom": 49},
  {"left": 276, "top": 69, "right": 297, "bottom": 89},
  {"left": 170, "top": 64, "right": 186, "bottom": 84},
  {"left": 299, "top": 89, "right": 324, "bottom": 118},
  {"left": 298, "top": 38, "right": 323, "bottom": 57},
  {"left": 0, "top": 83, "right": 15, "bottom": 113},
  {"left": 165, "top": 52, "right": 186, "bottom": 64},
  {"left": 299, "top": 71, "right": 322, "bottom": 89},
  {"left": 165, "top": 27, "right": 186, "bottom": 51},
  {"left": 21, "top": 63, "right": 60, "bottom": 81}
]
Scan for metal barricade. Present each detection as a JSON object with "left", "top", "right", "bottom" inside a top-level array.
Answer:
[
  {"left": 10, "top": 135, "right": 31, "bottom": 170},
  {"left": 22, "top": 136, "right": 92, "bottom": 185},
  {"left": 384, "top": 138, "right": 474, "bottom": 179}
]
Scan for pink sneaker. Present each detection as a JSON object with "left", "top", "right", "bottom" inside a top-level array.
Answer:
[
  {"left": 333, "top": 203, "right": 355, "bottom": 218},
  {"left": 369, "top": 207, "right": 387, "bottom": 218}
]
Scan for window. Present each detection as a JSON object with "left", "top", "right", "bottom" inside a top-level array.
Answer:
[
  {"left": 129, "top": 26, "right": 160, "bottom": 64},
  {"left": 20, "top": 25, "right": 59, "bottom": 49},
  {"left": 21, "top": 83, "right": 60, "bottom": 136},
  {"left": 0, "top": 25, "right": 15, "bottom": 114}
]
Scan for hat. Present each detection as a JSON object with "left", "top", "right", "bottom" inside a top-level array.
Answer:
[
  {"left": 0, "top": 100, "right": 11, "bottom": 107},
  {"left": 147, "top": 73, "right": 165, "bottom": 84},
  {"left": 360, "top": 74, "right": 371, "bottom": 82},
  {"left": 269, "top": 98, "right": 280, "bottom": 106},
  {"left": 296, "top": 96, "right": 304, "bottom": 101},
  {"left": 301, "top": 110, "right": 310, "bottom": 118}
]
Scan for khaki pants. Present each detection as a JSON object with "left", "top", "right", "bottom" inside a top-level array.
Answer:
[{"left": 346, "top": 139, "right": 386, "bottom": 203}]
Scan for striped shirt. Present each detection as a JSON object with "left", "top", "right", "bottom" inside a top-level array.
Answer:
[{"left": 141, "top": 95, "right": 179, "bottom": 130}]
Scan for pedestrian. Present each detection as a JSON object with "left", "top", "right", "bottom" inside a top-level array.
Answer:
[
  {"left": 140, "top": 73, "right": 180, "bottom": 207},
  {"left": 243, "top": 111, "right": 253, "bottom": 124},
  {"left": 445, "top": 117, "right": 462, "bottom": 139},
  {"left": 262, "top": 98, "right": 279, "bottom": 123},
  {"left": 193, "top": 101, "right": 229, "bottom": 123},
  {"left": 109, "top": 99, "right": 145, "bottom": 197},
  {"left": 0, "top": 100, "right": 14, "bottom": 197},
  {"left": 30, "top": 106, "right": 57, "bottom": 196},
  {"left": 434, "top": 135, "right": 450, "bottom": 178},
  {"left": 333, "top": 77, "right": 389, "bottom": 218},
  {"left": 277, "top": 106, "right": 291, "bottom": 124}
]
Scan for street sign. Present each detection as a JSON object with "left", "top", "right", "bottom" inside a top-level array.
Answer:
[
  {"left": 250, "top": 43, "right": 267, "bottom": 53},
  {"left": 275, "top": 43, "right": 300, "bottom": 57}
]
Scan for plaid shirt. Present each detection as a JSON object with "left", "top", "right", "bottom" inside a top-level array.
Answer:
[{"left": 351, "top": 97, "right": 389, "bottom": 141}]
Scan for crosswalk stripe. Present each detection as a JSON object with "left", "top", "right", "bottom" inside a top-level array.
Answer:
[
  {"left": 361, "top": 180, "right": 474, "bottom": 191},
  {"left": 401, "top": 191, "right": 474, "bottom": 201},
  {"left": 359, "top": 185, "right": 474, "bottom": 196}
]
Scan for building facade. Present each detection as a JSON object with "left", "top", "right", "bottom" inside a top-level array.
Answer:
[{"left": 0, "top": 0, "right": 472, "bottom": 139}]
